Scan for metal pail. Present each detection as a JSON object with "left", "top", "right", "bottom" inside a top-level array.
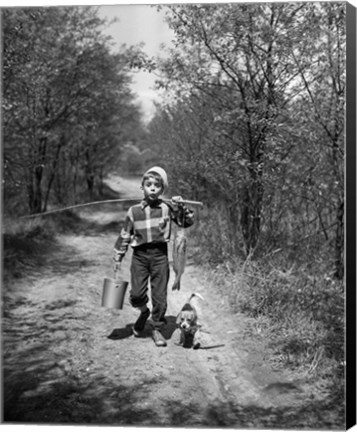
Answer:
[{"left": 101, "top": 278, "right": 128, "bottom": 309}]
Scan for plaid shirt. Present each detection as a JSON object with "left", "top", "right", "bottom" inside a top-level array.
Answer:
[{"left": 114, "top": 199, "right": 194, "bottom": 258}]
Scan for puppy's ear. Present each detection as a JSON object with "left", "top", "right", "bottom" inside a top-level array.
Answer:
[
  {"left": 176, "top": 312, "right": 182, "bottom": 326},
  {"left": 190, "top": 310, "right": 198, "bottom": 326}
]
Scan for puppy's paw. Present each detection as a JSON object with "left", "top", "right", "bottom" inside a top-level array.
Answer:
[
  {"left": 193, "top": 335, "right": 201, "bottom": 349},
  {"left": 172, "top": 328, "right": 183, "bottom": 345},
  {"left": 193, "top": 331, "right": 201, "bottom": 349}
]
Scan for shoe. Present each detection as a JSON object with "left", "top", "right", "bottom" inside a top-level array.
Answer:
[
  {"left": 132, "top": 308, "right": 150, "bottom": 337},
  {"left": 152, "top": 329, "right": 167, "bottom": 347}
]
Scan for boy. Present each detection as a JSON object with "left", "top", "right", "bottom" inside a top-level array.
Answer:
[{"left": 113, "top": 166, "right": 194, "bottom": 347}]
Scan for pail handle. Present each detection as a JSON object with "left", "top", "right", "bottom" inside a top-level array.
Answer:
[{"left": 114, "top": 269, "right": 120, "bottom": 282}]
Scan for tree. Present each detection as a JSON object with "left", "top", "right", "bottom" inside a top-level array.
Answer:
[
  {"left": 155, "top": 3, "right": 312, "bottom": 254},
  {"left": 288, "top": 3, "right": 345, "bottom": 278},
  {"left": 2, "top": 6, "right": 143, "bottom": 214},
  {"left": 151, "top": 3, "right": 345, "bottom": 275}
]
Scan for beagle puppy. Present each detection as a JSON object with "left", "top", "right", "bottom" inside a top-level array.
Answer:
[{"left": 176, "top": 293, "right": 204, "bottom": 349}]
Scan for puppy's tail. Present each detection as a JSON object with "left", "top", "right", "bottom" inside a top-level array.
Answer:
[{"left": 188, "top": 293, "right": 204, "bottom": 303}]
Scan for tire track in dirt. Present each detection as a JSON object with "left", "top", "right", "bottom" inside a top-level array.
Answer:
[{"left": 3, "top": 177, "right": 331, "bottom": 428}]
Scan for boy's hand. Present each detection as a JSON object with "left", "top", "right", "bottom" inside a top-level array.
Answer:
[
  {"left": 172, "top": 196, "right": 184, "bottom": 206},
  {"left": 113, "top": 250, "right": 122, "bottom": 272},
  {"left": 113, "top": 261, "right": 121, "bottom": 273}
]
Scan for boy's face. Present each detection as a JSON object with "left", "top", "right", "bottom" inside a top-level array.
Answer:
[{"left": 142, "top": 176, "right": 163, "bottom": 203}]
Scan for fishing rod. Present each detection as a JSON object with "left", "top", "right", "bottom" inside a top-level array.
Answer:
[{"left": 20, "top": 197, "right": 204, "bottom": 219}]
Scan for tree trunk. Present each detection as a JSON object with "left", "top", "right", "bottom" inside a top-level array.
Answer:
[
  {"left": 240, "top": 170, "right": 264, "bottom": 256},
  {"left": 73, "top": 163, "right": 78, "bottom": 204},
  {"left": 334, "top": 198, "right": 344, "bottom": 279},
  {"left": 239, "top": 139, "right": 265, "bottom": 256},
  {"left": 86, "top": 173, "right": 94, "bottom": 199},
  {"left": 27, "top": 176, "right": 35, "bottom": 214},
  {"left": 85, "top": 149, "right": 94, "bottom": 199},
  {"left": 29, "top": 137, "right": 47, "bottom": 213},
  {"left": 33, "top": 165, "right": 43, "bottom": 213},
  {"left": 43, "top": 139, "right": 63, "bottom": 211},
  {"left": 98, "top": 167, "right": 104, "bottom": 196}
]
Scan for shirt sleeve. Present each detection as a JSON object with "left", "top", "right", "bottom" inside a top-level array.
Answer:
[{"left": 114, "top": 209, "right": 134, "bottom": 258}]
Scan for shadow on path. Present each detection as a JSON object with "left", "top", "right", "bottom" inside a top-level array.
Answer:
[
  {"left": 3, "top": 359, "right": 342, "bottom": 429},
  {"left": 107, "top": 316, "right": 178, "bottom": 342}
]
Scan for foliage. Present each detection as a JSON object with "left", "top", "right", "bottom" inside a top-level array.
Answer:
[
  {"left": 149, "top": 2, "right": 345, "bottom": 279},
  {"left": 2, "top": 6, "right": 145, "bottom": 215}
]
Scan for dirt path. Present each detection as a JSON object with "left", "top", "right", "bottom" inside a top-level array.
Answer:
[{"left": 2, "top": 177, "right": 337, "bottom": 428}]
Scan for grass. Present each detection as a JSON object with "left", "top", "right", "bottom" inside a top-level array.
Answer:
[
  {"left": 190, "top": 206, "right": 345, "bottom": 419},
  {"left": 2, "top": 211, "right": 84, "bottom": 282}
]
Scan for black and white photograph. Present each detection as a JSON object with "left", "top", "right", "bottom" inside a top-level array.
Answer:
[{"left": 1, "top": 0, "right": 356, "bottom": 429}]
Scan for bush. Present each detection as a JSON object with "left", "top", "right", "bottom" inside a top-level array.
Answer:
[
  {"left": 191, "top": 206, "right": 246, "bottom": 265},
  {"left": 191, "top": 210, "right": 344, "bottom": 380}
]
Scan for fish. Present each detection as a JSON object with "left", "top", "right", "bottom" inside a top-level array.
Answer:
[{"left": 172, "top": 227, "right": 187, "bottom": 291}]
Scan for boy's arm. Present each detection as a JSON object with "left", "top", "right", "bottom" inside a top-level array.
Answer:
[{"left": 113, "top": 211, "right": 134, "bottom": 261}]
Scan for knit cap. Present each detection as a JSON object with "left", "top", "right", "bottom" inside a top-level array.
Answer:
[{"left": 143, "top": 166, "right": 168, "bottom": 192}]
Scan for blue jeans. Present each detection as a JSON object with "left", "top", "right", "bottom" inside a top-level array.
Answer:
[{"left": 130, "top": 243, "right": 169, "bottom": 330}]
